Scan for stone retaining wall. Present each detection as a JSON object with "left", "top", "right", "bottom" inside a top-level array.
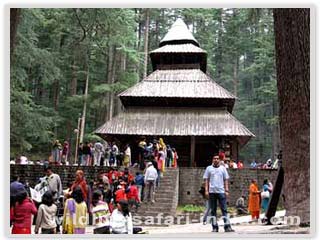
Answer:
[
  {"left": 178, "top": 167, "right": 280, "bottom": 207},
  {"left": 10, "top": 165, "right": 280, "bottom": 208}
]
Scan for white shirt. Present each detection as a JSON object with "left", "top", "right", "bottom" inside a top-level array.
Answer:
[
  {"left": 94, "top": 142, "right": 104, "bottom": 152},
  {"left": 233, "top": 162, "right": 238, "bottom": 169},
  {"left": 203, "top": 165, "right": 229, "bottom": 194},
  {"left": 20, "top": 156, "right": 28, "bottom": 164},
  {"left": 110, "top": 209, "right": 133, "bottom": 234},
  {"left": 145, "top": 165, "right": 158, "bottom": 181}
]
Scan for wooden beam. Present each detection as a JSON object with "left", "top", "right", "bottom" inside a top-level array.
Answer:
[{"left": 190, "top": 136, "right": 195, "bottom": 167}]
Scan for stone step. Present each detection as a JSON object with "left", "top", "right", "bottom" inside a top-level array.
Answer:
[
  {"left": 154, "top": 193, "right": 177, "bottom": 197},
  {"left": 139, "top": 205, "right": 173, "bottom": 210},
  {"left": 156, "top": 181, "right": 176, "bottom": 185},
  {"left": 138, "top": 203, "right": 174, "bottom": 209},
  {"left": 154, "top": 187, "right": 175, "bottom": 191},
  {"left": 162, "top": 175, "right": 178, "bottom": 178},
  {"left": 153, "top": 197, "right": 175, "bottom": 202},
  {"left": 136, "top": 211, "right": 174, "bottom": 216},
  {"left": 152, "top": 193, "right": 175, "bottom": 198},
  {"left": 157, "top": 179, "right": 176, "bottom": 183}
]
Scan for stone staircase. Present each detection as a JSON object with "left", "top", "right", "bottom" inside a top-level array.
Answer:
[{"left": 132, "top": 168, "right": 179, "bottom": 226}]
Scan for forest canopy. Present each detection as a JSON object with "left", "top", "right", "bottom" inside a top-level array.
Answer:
[{"left": 10, "top": 8, "right": 279, "bottom": 162}]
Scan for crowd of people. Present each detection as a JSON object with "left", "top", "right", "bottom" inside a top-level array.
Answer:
[
  {"left": 10, "top": 162, "right": 166, "bottom": 234},
  {"left": 49, "top": 137, "right": 180, "bottom": 171},
  {"left": 217, "top": 150, "right": 280, "bottom": 170}
]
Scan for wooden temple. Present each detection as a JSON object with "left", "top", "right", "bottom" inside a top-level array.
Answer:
[{"left": 95, "top": 19, "right": 254, "bottom": 167}]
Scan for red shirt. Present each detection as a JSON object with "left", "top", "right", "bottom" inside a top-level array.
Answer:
[
  {"left": 237, "top": 162, "right": 244, "bottom": 169},
  {"left": 11, "top": 198, "right": 37, "bottom": 229},
  {"left": 119, "top": 172, "right": 134, "bottom": 183},
  {"left": 108, "top": 171, "right": 119, "bottom": 184},
  {"left": 219, "top": 152, "right": 225, "bottom": 160},
  {"left": 115, "top": 188, "right": 127, "bottom": 203},
  {"left": 127, "top": 185, "right": 140, "bottom": 202},
  {"left": 71, "top": 179, "right": 88, "bottom": 200}
]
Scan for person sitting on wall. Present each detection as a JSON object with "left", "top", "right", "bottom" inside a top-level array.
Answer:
[
  {"left": 237, "top": 160, "right": 244, "bottom": 169},
  {"left": 250, "top": 160, "right": 257, "bottom": 168},
  {"left": 236, "top": 195, "right": 248, "bottom": 215}
]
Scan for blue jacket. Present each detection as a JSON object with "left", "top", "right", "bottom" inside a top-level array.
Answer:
[{"left": 135, "top": 175, "right": 144, "bottom": 186}]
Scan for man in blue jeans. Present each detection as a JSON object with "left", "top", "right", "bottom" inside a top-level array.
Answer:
[{"left": 203, "top": 155, "right": 234, "bottom": 232}]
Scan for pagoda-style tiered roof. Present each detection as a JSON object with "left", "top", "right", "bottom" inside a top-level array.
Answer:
[
  {"left": 95, "top": 107, "right": 253, "bottom": 145},
  {"left": 96, "top": 18, "right": 254, "bottom": 147},
  {"left": 119, "top": 69, "right": 236, "bottom": 111}
]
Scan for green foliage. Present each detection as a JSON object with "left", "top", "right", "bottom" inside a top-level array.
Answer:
[
  {"left": 11, "top": 8, "right": 279, "bottom": 163},
  {"left": 177, "top": 204, "right": 205, "bottom": 213}
]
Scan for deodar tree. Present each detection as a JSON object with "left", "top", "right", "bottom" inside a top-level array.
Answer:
[{"left": 273, "top": 8, "right": 310, "bottom": 224}]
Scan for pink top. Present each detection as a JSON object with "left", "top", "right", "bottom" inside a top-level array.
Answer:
[{"left": 11, "top": 198, "right": 37, "bottom": 229}]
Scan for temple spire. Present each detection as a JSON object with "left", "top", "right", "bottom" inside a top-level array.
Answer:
[{"left": 159, "top": 18, "right": 199, "bottom": 47}]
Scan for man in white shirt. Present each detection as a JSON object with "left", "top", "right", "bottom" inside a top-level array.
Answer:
[
  {"left": 93, "top": 141, "right": 104, "bottom": 166},
  {"left": 203, "top": 155, "right": 234, "bottom": 232},
  {"left": 144, "top": 162, "right": 158, "bottom": 203},
  {"left": 43, "top": 166, "right": 63, "bottom": 201}
]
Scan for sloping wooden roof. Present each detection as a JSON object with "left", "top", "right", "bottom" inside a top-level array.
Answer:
[
  {"left": 150, "top": 44, "right": 207, "bottom": 72},
  {"left": 119, "top": 69, "right": 236, "bottom": 103},
  {"left": 150, "top": 44, "right": 206, "bottom": 54},
  {"left": 159, "top": 18, "right": 199, "bottom": 47},
  {"left": 95, "top": 107, "right": 254, "bottom": 145}
]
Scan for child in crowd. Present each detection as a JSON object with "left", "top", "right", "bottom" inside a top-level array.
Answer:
[
  {"left": 91, "top": 190, "right": 111, "bottom": 234},
  {"left": 35, "top": 191, "right": 57, "bottom": 234},
  {"left": 62, "top": 187, "right": 87, "bottom": 234}
]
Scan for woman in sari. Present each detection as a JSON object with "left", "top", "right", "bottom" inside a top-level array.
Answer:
[{"left": 248, "top": 179, "right": 261, "bottom": 220}]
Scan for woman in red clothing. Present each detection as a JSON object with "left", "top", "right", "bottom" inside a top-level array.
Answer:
[
  {"left": 127, "top": 181, "right": 140, "bottom": 210},
  {"left": 11, "top": 190, "right": 37, "bottom": 234},
  {"left": 115, "top": 185, "right": 127, "bottom": 203},
  {"left": 70, "top": 170, "right": 88, "bottom": 201}
]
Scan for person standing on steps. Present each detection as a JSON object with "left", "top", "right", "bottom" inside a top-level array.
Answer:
[
  {"left": 203, "top": 155, "right": 234, "bottom": 233},
  {"left": 144, "top": 162, "right": 158, "bottom": 204}
]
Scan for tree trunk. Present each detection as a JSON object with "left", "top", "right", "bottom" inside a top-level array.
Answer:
[
  {"left": 115, "top": 52, "right": 126, "bottom": 115},
  {"left": 233, "top": 57, "right": 239, "bottom": 97},
  {"left": 155, "top": 16, "right": 159, "bottom": 46},
  {"left": 105, "top": 44, "right": 115, "bottom": 121},
  {"left": 273, "top": 8, "right": 310, "bottom": 224},
  {"left": 215, "top": 9, "right": 223, "bottom": 82},
  {"left": 70, "top": 53, "right": 78, "bottom": 95},
  {"left": 79, "top": 64, "right": 90, "bottom": 143},
  {"left": 10, "top": 8, "right": 21, "bottom": 62},
  {"left": 53, "top": 80, "right": 59, "bottom": 111},
  {"left": 143, "top": 8, "right": 150, "bottom": 78},
  {"left": 109, "top": 49, "right": 117, "bottom": 119},
  {"left": 135, "top": 9, "right": 143, "bottom": 80}
]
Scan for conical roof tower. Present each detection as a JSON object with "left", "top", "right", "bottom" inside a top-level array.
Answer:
[{"left": 96, "top": 18, "right": 254, "bottom": 167}]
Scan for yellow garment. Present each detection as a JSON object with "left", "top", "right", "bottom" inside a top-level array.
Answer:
[
  {"left": 159, "top": 138, "right": 166, "bottom": 149},
  {"left": 63, "top": 198, "right": 87, "bottom": 234},
  {"left": 159, "top": 138, "right": 166, "bottom": 172},
  {"left": 123, "top": 155, "right": 130, "bottom": 167}
]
